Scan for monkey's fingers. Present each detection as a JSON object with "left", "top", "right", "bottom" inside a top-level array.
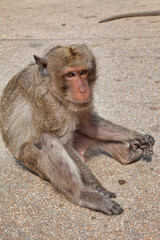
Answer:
[
  {"left": 139, "top": 135, "right": 154, "bottom": 161},
  {"left": 142, "top": 145, "right": 154, "bottom": 162},
  {"left": 138, "top": 134, "right": 155, "bottom": 147},
  {"left": 138, "top": 135, "right": 154, "bottom": 157},
  {"left": 130, "top": 134, "right": 155, "bottom": 150},
  {"left": 130, "top": 135, "right": 154, "bottom": 162},
  {"left": 129, "top": 139, "right": 140, "bottom": 151},
  {"left": 142, "top": 151, "right": 153, "bottom": 162}
]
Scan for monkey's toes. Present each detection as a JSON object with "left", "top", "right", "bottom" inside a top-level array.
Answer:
[
  {"left": 102, "top": 198, "right": 123, "bottom": 215},
  {"left": 97, "top": 188, "right": 116, "bottom": 198},
  {"left": 108, "top": 191, "right": 116, "bottom": 198}
]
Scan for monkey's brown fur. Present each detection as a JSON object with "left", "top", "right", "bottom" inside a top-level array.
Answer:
[
  {"left": 99, "top": 10, "right": 160, "bottom": 23},
  {"left": 0, "top": 44, "right": 155, "bottom": 215}
]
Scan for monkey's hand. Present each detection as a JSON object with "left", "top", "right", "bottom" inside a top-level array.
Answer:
[{"left": 130, "top": 134, "right": 155, "bottom": 161}]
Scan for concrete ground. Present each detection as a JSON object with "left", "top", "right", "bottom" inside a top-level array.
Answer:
[{"left": 0, "top": 0, "right": 160, "bottom": 239}]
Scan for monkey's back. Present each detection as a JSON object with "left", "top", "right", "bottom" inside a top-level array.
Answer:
[{"left": 0, "top": 66, "right": 39, "bottom": 158}]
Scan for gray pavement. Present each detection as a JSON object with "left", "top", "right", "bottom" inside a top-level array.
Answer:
[{"left": 0, "top": 0, "right": 160, "bottom": 239}]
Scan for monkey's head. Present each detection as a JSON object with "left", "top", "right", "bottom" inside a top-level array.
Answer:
[{"left": 34, "top": 45, "right": 96, "bottom": 109}]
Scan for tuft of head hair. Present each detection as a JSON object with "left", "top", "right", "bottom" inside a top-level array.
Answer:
[{"left": 44, "top": 44, "right": 95, "bottom": 69}]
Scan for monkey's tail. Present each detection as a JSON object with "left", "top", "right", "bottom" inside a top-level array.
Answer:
[{"left": 99, "top": 10, "right": 160, "bottom": 23}]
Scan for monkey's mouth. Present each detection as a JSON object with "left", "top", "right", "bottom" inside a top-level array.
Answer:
[
  {"left": 68, "top": 99, "right": 91, "bottom": 106},
  {"left": 67, "top": 94, "right": 92, "bottom": 104}
]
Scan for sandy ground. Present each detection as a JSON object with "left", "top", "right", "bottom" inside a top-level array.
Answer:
[{"left": 0, "top": 0, "right": 160, "bottom": 239}]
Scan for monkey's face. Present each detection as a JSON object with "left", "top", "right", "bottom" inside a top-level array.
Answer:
[
  {"left": 47, "top": 45, "right": 96, "bottom": 104},
  {"left": 61, "top": 66, "right": 92, "bottom": 103},
  {"left": 34, "top": 45, "right": 96, "bottom": 105}
]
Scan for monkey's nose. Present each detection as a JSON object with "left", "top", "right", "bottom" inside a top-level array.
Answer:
[{"left": 80, "top": 89, "right": 86, "bottom": 94}]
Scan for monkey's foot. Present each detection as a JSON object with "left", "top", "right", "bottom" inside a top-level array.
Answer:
[
  {"left": 130, "top": 134, "right": 155, "bottom": 161},
  {"left": 79, "top": 190, "right": 123, "bottom": 215}
]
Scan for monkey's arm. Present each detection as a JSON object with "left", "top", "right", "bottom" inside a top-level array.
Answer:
[
  {"left": 79, "top": 112, "right": 155, "bottom": 157},
  {"left": 79, "top": 112, "right": 141, "bottom": 141}
]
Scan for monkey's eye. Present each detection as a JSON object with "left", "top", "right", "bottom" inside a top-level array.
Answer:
[
  {"left": 80, "top": 70, "right": 87, "bottom": 75},
  {"left": 67, "top": 72, "right": 75, "bottom": 78}
]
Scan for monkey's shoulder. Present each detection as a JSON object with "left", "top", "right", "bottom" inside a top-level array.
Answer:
[{"left": 1, "top": 64, "right": 36, "bottom": 96}]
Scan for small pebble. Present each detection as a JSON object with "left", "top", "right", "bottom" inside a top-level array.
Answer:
[{"left": 118, "top": 180, "right": 126, "bottom": 185}]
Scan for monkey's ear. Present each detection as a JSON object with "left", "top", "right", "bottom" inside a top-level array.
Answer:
[
  {"left": 33, "top": 55, "right": 48, "bottom": 76},
  {"left": 33, "top": 55, "right": 48, "bottom": 68}
]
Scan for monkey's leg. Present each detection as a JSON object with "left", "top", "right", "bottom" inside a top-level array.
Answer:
[
  {"left": 19, "top": 134, "right": 122, "bottom": 214},
  {"left": 73, "top": 131, "right": 96, "bottom": 162},
  {"left": 72, "top": 132, "right": 116, "bottom": 197},
  {"left": 99, "top": 141, "right": 143, "bottom": 164},
  {"left": 66, "top": 142, "right": 116, "bottom": 198}
]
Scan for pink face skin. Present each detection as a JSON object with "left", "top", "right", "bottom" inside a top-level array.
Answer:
[{"left": 62, "top": 66, "right": 91, "bottom": 103}]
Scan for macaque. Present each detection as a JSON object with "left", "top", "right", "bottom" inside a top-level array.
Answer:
[
  {"left": 99, "top": 10, "right": 160, "bottom": 23},
  {"left": 0, "top": 44, "right": 155, "bottom": 215}
]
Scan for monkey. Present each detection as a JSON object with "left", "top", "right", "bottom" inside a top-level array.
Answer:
[
  {"left": 99, "top": 10, "right": 160, "bottom": 23},
  {"left": 0, "top": 44, "right": 155, "bottom": 215}
]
